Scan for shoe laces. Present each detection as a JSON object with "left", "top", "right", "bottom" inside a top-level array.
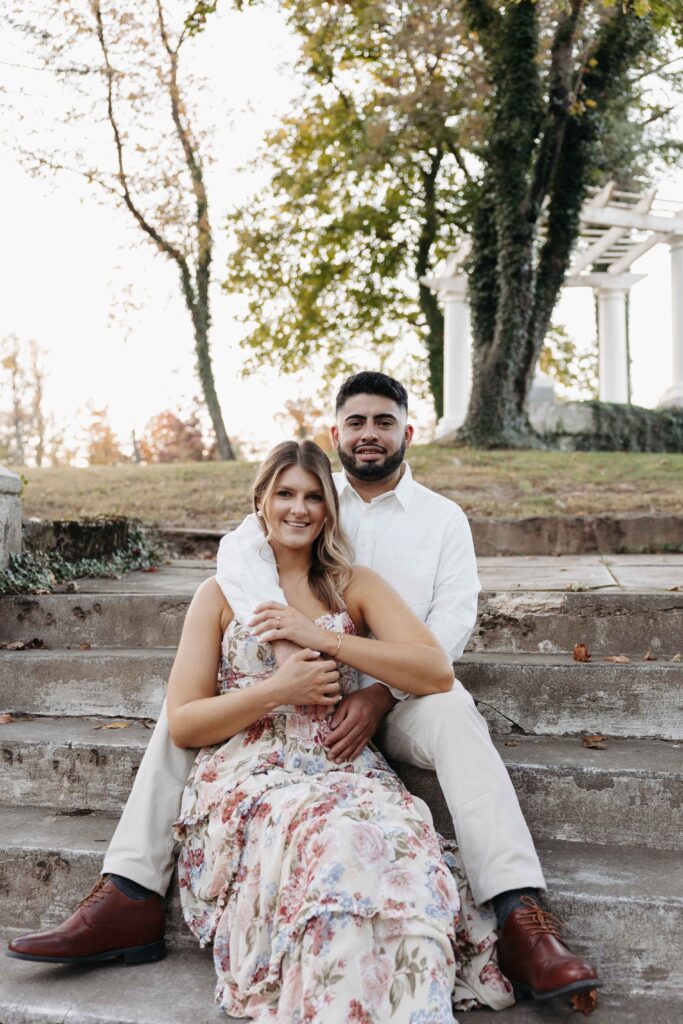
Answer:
[
  {"left": 516, "top": 895, "right": 564, "bottom": 938},
  {"left": 78, "top": 878, "right": 109, "bottom": 910}
]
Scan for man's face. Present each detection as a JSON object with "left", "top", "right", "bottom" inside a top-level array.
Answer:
[{"left": 331, "top": 393, "right": 413, "bottom": 482}]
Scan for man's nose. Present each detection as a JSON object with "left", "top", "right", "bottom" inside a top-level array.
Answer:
[{"left": 360, "top": 427, "right": 379, "bottom": 442}]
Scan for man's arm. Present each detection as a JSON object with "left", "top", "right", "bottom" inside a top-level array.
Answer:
[{"left": 425, "top": 506, "right": 480, "bottom": 662}]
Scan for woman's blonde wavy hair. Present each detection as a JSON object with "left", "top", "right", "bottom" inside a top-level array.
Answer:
[{"left": 251, "top": 440, "right": 353, "bottom": 612}]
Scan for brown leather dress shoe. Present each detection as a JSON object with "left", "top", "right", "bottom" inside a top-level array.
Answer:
[
  {"left": 497, "top": 896, "right": 601, "bottom": 1001},
  {"left": 6, "top": 877, "right": 166, "bottom": 965}
]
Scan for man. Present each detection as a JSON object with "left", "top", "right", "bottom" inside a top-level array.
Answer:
[{"left": 8, "top": 372, "right": 599, "bottom": 1003}]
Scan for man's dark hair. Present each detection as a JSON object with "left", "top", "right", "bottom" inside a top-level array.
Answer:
[{"left": 335, "top": 371, "right": 408, "bottom": 414}]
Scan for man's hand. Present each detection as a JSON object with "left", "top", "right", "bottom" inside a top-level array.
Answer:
[{"left": 324, "top": 683, "right": 397, "bottom": 763}]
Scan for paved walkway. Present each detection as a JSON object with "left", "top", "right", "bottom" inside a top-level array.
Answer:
[{"left": 77, "top": 554, "right": 683, "bottom": 595}]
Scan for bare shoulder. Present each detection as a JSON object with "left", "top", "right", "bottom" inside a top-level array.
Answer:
[
  {"left": 188, "top": 577, "right": 233, "bottom": 629},
  {"left": 345, "top": 565, "right": 383, "bottom": 592}
]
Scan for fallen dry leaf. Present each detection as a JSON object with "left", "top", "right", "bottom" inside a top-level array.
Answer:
[
  {"left": 0, "top": 713, "right": 15, "bottom": 725},
  {"left": 667, "top": 585, "right": 681, "bottom": 591},
  {"left": 671, "top": 653, "right": 682, "bottom": 662},
  {"left": 504, "top": 740, "right": 520, "bottom": 747},
  {"left": 95, "top": 721, "right": 132, "bottom": 730},
  {"left": 571, "top": 988, "right": 599, "bottom": 1016},
  {"left": 642, "top": 650, "right": 658, "bottom": 661},
  {"left": 566, "top": 581, "right": 584, "bottom": 592},
  {"left": 582, "top": 734, "right": 607, "bottom": 750},
  {"left": 573, "top": 643, "right": 591, "bottom": 663},
  {"left": 603, "top": 655, "right": 630, "bottom": 664},
  {"left": 0, "top": 638, "right": 50, "bottom": 651},
  {"left": 141, "top": 566, "right": 159, "bottom": 573},
  {"left": 78, "top": 642, "right": 92, "bottom": 651}
]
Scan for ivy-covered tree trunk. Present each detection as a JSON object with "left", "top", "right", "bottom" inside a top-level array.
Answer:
[
  {"left": 459, "top": 0, "right": 654, "bottom": 447},
  {"left": 416, "top": 148, "right": 445, "bottom": 419}
]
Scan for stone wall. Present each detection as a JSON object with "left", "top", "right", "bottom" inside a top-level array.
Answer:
[
  {"left": 0, "top": 466, "right": 22, "bottom": 568},
  {"left": 534, "top": 400, "right": 683, "bottom": 452}
]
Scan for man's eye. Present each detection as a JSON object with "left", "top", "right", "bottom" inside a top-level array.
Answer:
[
  {"left": 348, "top": 420, "right": 362, "bottom": 427},
  {"left": 378, "top": 420, "right": 394, "bottom": 428}
]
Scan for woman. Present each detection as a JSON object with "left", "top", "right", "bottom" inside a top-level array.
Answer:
[{"left": 168, "top": 441, "right": 510, "bottom": 1022}]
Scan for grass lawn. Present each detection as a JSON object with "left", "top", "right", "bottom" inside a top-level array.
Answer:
[{"left": 17, "top": 446, "right": 683, "bottom": 527}]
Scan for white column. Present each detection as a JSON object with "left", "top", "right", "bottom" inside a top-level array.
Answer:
[
  {"left": 596, "top": 285, "right": 629, "bottom": 403},
  {"left": 437, "top": 276, "right": 471, "bottom": 438},
  {"left": 658, "top": 236, "right": 683, "bottom": 409}
]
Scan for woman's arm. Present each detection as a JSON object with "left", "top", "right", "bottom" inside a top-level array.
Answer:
[
  {"left": 167, "top": 578, "right": 341, "bottom": 748},
  {"left": 251, "top": 568, "right": 454, "bottom": 697}
]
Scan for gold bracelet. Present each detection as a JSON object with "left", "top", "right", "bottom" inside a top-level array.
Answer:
[{"left": 333, "top": 631, "right": 343, "bottom": 657}]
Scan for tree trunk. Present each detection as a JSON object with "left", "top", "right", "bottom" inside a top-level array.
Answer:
[
  {"left": 458, "top": 1, "right": 653, "bottom": 448},
  {"left": 415, "top": 149, "right": 444, "bottom": 418},
  {"left": 192, "top": 310, "right": 235, "bottom": 461}
]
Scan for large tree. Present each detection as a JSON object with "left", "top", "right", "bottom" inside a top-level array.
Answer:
[
  {"left": 7, "top": 1, "right": 235, "bottom": 458},
  {"left": 458, "top": 0, "right": 681, "bottom": 446},
  {"left": 191, "top": 0, "right": 681, "bottom": 440}
]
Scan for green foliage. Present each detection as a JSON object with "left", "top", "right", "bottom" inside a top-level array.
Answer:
[
  {"left": 0, "top": 520, "right": 166, "bottom": 596},
  {"left": 540, "top": 325, "right": 599, "bottom": 400}
]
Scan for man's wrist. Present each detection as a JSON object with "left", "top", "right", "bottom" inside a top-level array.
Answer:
[{"left": 367, "top": 681, "right": 398, "bottom": 711}]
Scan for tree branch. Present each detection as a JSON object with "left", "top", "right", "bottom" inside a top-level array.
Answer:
[
  {"left": 91, "top": 1, "right": 192, "bottom": 292},
  {"left": 524, "top": 0, "right": 585, "bottom": 221}
]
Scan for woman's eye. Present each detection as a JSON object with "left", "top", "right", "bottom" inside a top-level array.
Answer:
[
  {"left": 276, "top": 490, "right": 291, "bottom": 498},
  {"left": 308, "top": 494, "right": 323, "bottom": 502}
]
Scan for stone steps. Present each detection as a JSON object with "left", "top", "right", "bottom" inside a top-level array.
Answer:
[
  {"left": 1, "top": 949, "right": 680, "bottom": 1024},
  {"left": 1, "top": 717, "right": 681, "bottom": 850},
  {"left": 3, "top": 933, "right": 681, "bottom": 1024},
  {"left": 2, "top": 589, "right": 682, "bottom": 653},
  {"left": 3, "top": 648, "right": 681, "bottom": 742},
  {"left": 1, "top": 806, "right": 681, "bottom": 1000}
]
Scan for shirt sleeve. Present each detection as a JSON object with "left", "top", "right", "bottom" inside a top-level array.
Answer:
[
  {"left": 215, "top": 513, "right": 286, "bottom": 622},
  {"left": 425, "top": 506, "right": 480, "bottom": 662}
]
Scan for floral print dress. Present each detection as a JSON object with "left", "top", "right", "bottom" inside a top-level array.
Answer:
[{"left": 174, "top": 611, "right": 513, "bottom": 1023}]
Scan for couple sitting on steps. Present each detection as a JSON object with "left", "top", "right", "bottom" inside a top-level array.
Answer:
[{"left": 8, "top": 372, "right": 600, "bottom": 1022}]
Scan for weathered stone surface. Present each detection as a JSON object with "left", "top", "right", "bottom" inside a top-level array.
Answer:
[
  {"left": 0, "top": 648, "right": 173, "bottom": 720},
  {"left": 0, "top": 465, "right": 22, "bottom": 569},
  {"left": 457, "top": 653, "right": 683, "bottom": 740},
  {"left": 1, "top": 811, "right": 681, "bottom": 1000},
  {"left": 473, "top": 514, "right": 683, "bottom": 556},
  {"left": 0, "top": 594, "right": 190, "bottom": 648},
  {"left": 473, "top": 591, "right": 683, "bottom": 655},
  {"left": 2, "top": 718, "right": 680, "bottom": 850},
  {"left": 393, "top": 734, "right": 683, "bottom": 851},
  {"left": 2, "top": 933, "right": 680, "bottom": 1024}
]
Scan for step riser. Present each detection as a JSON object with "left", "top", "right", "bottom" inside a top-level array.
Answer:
[
  {"left": 394, "top": 763, "right": 682, "bottom": 852},
  {"left": 2, "top": 592, "right": 682, "bottom": 653},
  {"left": 461, "top": 663, "right": 683, "bottom": 740},
  {"left": 3, "top": 653, "right": 681, "bottom": 742},
  {"left": 0, "top": 654, "right": 172, "bottom": 721},
  {"left": 0, "top": 595, "right": 186, "bottom": 648},
  {"left": 2, "top": 733, "right": 679, "bottom": 849},
  {"left": 0, "top": 847, "right": 678, "bottom": 998},
  {"left": 472, "top": 593, "right": 683, "bottom": 655}
]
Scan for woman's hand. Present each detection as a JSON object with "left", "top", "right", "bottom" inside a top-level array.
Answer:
[
  {"left": 250, "top": 602, "right": 331, "bottom": 653},
  {"left": 271, "top": 649, "right": 342, "bottom": 707}
]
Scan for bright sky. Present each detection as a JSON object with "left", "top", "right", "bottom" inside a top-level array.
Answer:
[{"left": 0, "top": 5, "right": 681, "bottom": 460}]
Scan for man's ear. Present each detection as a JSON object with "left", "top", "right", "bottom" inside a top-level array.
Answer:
[
  {"left": 330, "top": 423, "right": 339, "bottom": 447},
  {"left": 404, "top": 423, "right": 415, "bottom": 448}
]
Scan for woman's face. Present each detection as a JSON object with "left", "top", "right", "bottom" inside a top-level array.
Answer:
[{"left": 261, "top": 465, "right": 328, "bottom": 551}]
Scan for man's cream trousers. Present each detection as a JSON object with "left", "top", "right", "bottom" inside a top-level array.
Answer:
[{"left": 103, "top": 682, "right": 545, "bottom": 905}]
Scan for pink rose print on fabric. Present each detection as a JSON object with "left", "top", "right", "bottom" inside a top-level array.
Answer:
[
  {"left": 351, "top": 822, "right": 393, "bottom": 867},
  {"left": 359, "top": 950, "right": 393, "bottom": 1012}
]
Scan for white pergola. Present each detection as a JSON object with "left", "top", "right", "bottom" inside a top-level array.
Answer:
[{"left": 422, "top": 182, "right": 683, "bottom": 437}]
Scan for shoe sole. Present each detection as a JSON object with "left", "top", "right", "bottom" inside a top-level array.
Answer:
[
  {"left": 513, "top": 978, "right": 602, "bottom": 1001},
  {"left": 5, "top": 939, "right": 166, "bottom": 966}
]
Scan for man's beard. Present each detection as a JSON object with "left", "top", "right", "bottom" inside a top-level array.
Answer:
[{"left": 338, "top": 441, "right": 406, "bottom": 482}]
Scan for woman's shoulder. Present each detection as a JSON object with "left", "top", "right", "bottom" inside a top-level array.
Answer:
[
  {"left": 343, "top": 565, "right": 387, "bottom": 598},
  {"left": 189, "top": 577, "right": 234, "bottom": 631}
]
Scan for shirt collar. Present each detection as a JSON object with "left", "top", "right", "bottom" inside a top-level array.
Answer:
[{"left": 334, "top": 462, "right": 415, "bottom": 510}]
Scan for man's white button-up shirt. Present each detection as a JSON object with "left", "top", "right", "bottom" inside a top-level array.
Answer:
[{"left": 216, "top": 463, "right": 480, "bottom": 699}]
